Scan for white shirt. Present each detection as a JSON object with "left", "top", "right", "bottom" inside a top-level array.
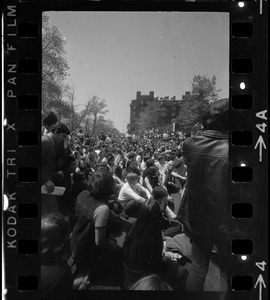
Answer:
[{"left": 118, "top": 182, "right": 151, "bottom": 204}]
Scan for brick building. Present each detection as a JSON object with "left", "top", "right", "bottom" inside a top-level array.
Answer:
[{"left": 128, "top": 91, "right": 190, "bottom": 133}]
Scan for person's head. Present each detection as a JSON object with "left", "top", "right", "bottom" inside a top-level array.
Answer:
[
  {"left": 42, "top": 112, "right": 58, "bottom": 131},
  {"left": 96, "top": 162, "right": 109, "bottom": 172},
  {"left": 126, "top": 172, "right": 139, "bottom": 186},
  {"left": 51, "top": 123, "right": 70, "bottom": 141},
  {"left": 138, "top": 198, "right": 163, "bottom": 222},
  {"left": 129, "top": 274, "right": 172, "bottom": 291},
  {"left": 127, "top": 152, "right": 135, "bottom": 161},
  {"left": 79, "top": 158, "right": 86, "bottom": 170},
  {"left": 129, "top": 161, "right": 139, "bottom": 171},
  {"left": 153, "top": 186, "right": 168, "bottom": 212},
  {"left": 202, "top": 98, "right": 229, "bottom": 133},
  {"left": 63, "top": 155, "right": 77, "bottom": 173},
  {"left": 91, "top": 169, "right": 114, "bottom": 201},
  {"left": 73, "top": 172, "right": 86, "bottom": 188},
  {"left": 176, "top": 151, "right": 183, "bottom": 158},
  {"left": 146, "top": 158, "right": 155, "bottom": 168},
  {"left": 147, "top": 166, "right": 159, "bottom": 179},
  {"left": 41, "top": 213, "right": 70, "bottom": 265},
  {"left": 123, "top": 199, "right": 163, "bottom": 268},
  {"left": 167, "top": 160, "right": 174, "bottom": 170}
]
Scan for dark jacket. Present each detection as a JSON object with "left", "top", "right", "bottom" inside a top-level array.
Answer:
[{"left": 178, "top": 130, "right": 229, "bottom": 254}]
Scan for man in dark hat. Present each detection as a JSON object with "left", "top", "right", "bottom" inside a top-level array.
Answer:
[{"left": 178, "top": 98, "right": 229, "bottom": 291}]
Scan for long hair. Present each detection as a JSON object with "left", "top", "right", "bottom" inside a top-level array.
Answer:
[
  {"left": 123, "top": 199, "right": 163, "bottom": 269},
  {"left": 91, "top": 169, "right": 115, "bottom": 201},
  {"left": 129, "top": 274, "right": 172, "bottom": 291},
  {"left": 41, "top": 213, "right": 70, "bottom": 265}
]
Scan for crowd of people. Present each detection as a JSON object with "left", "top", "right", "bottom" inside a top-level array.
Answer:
[{"left": 41, "top": 98, "right": 230, "bottom": 292}]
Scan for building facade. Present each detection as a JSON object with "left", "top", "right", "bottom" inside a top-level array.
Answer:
[{"left": 128, "top": 91, "right": 190, "bottom": 133}]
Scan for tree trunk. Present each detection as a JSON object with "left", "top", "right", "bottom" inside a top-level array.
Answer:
[{"left": 92, "top": 115, "right": 97, "bottom": 135}]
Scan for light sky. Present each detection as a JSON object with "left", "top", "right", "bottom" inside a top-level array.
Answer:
[{"left": 45, "top": 11, "right": 229, "bottom": 133}]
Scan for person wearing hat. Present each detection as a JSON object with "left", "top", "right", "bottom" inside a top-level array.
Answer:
[{"left": 178, "top": 98, "right": 229, "bottom": 291}]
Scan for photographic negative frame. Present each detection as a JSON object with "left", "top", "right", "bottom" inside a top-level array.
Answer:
[{"left": 3, "top": 0, "right": 268, "bottom": 299}]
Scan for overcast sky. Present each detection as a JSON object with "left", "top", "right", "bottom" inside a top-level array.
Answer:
[{"left": 45, "top": 11, "right": 229, "bottom": 133}]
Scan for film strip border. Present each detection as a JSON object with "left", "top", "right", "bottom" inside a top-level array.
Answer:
[{"left": 2, "top": 0, "right": 268, "bottom": 298}]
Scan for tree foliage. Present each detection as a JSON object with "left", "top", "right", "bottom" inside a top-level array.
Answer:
[
  {"left": 176, "top": 75, "right": 221, "bottom": 132},
  {"left": 42, "top": 14, "right": 70, "bottom": 113},
  {"left": 93, "top": 116, "right": 121, "bottom": 136},
  {"left": 192, "top": 75, "right": 221, "bottom": 103},
  {"left": 41, "top": 15, "right": 119, "bottom": 135},
  {"left": 134, "top": 101, "right": 167, "bottom": 132},
  {"left": 87, "top": 96, "right": 108, "bottom": 135}
]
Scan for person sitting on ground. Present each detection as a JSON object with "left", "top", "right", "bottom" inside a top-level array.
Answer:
[
  {"left": 122, "top": 159, "right": 142, "bottom": 182},
  {"left": 71, "top": 170, "right": 123, "bottom": 289},
  {"left": 123, "top": 198, "right": 184, "bottom": 290},
  {"left": 41, "top": 213, "right": 73, "bottom": 290},
  {"left": 118, "top": 173, "right": 154, "bottom": 218},
  {"left": 155, "top": 154, "right": 168, "bottom": 185},
  {"left": 143, "top": 158, "right": 164, "bottom": 194},
  {"left": 153, "top": 186, "right": 182, "bottom": 238},
  {"left": 170, "top": 151, "right": 187, "bottom": 191},
  {"left": 118, "top": 172, "right": 152, "bottom": 218},
  {"left": 140, "top": 155, "right": 150, "bottom": 171}
]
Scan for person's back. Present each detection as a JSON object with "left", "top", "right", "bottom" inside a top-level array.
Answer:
[
  {"left": 71, "top": 170, "right": 123, "bottom": 287},
  {"left": 182, "top": 130, "right": 228, "bottom": 246},
  {"left": 179, "top": 98, "right": 229, "bottom": 291},
  {"left": 123, "top": 199, "right": 164, "bottom": 288}
]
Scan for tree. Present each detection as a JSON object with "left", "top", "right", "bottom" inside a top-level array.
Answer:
[
  {"left": 134, "top": 101, "right": 167, "bottom": 132},
  {"left": 94, "top": 116, "right": 121, "bottom": 136},
  {"left": 42, "top": 15, "right": 69, "bottom": 113},
  {"left": 192, "top": 75, "right": 221, "bottom": 103},
  {"left": 46, "top": 83, "right": 72, "bottom": 122},
  {"left": 176, "top": 75, "right": 221, "bottom": 132},
  {"left": 87, "top": 96, "right": 108, "bottom": 135}
]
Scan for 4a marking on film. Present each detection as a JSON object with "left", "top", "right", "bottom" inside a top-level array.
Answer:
[{"left": 254, "top": 110, "right": 267, "bottom": 162}]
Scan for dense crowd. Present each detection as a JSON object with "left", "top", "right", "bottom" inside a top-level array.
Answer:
[{"left": 41, "top": 98, "right": 230, "bottom": 291}]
